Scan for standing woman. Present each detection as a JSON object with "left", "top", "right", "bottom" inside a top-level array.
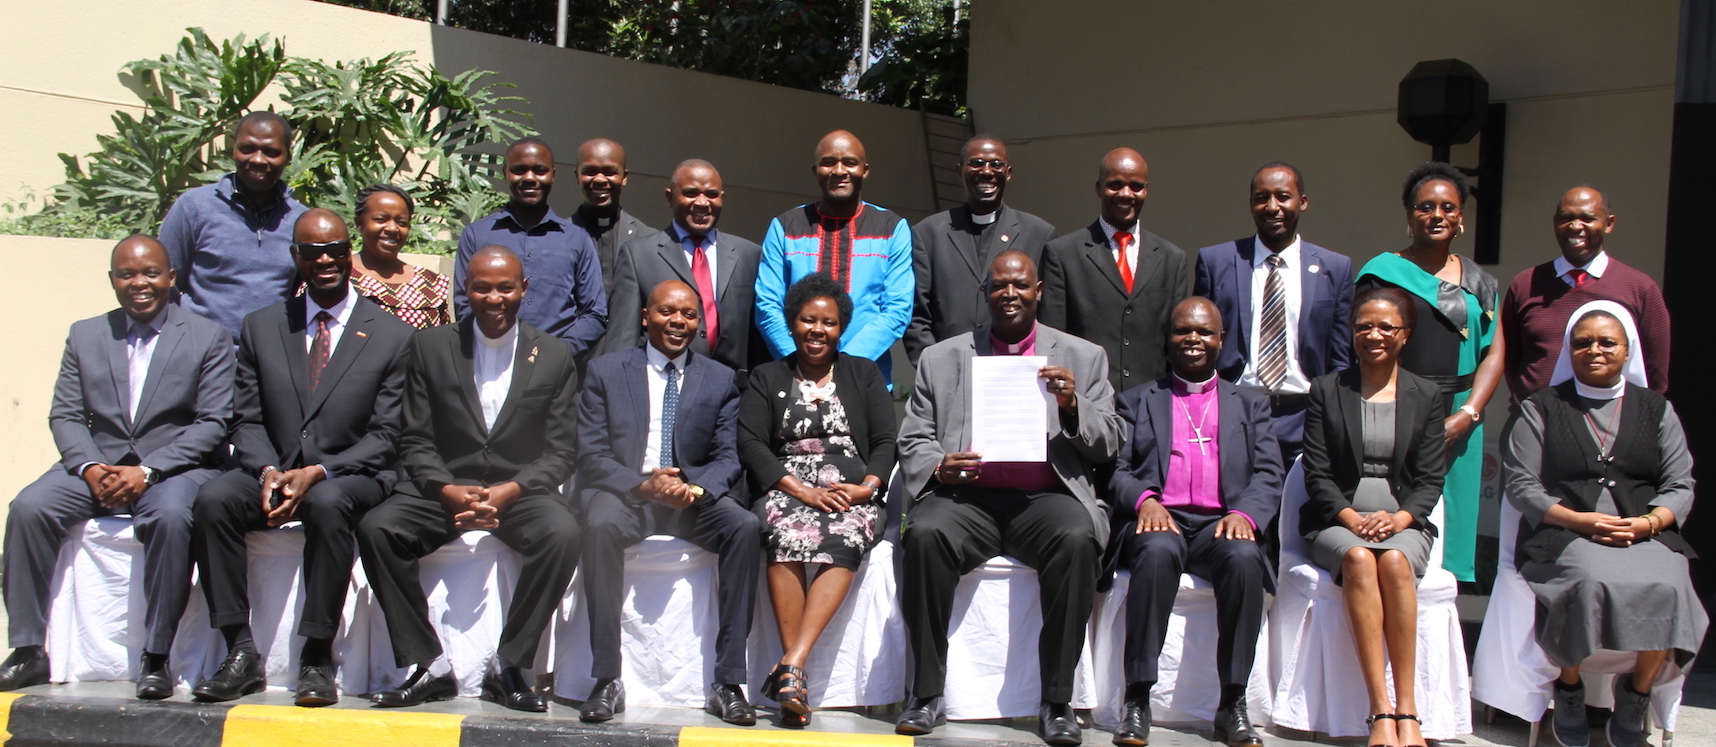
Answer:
[
  {"left": 1355, "top": 162, "right": 1503, "bottom": 583},
  {"left": 738, "top": 273, "right": 897, "bottom": 728},
  {"left": 1302, "top": 287, "right": 1446, "bottom": 747},
  {"left": 351, "top": 184, "right": 452, "bottom": 329},
  {"left": 1503, "top": 301, "right": 1702, "bottom": 747}
]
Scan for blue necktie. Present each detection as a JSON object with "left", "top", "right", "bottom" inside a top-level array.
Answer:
[{"left": 660, "top": 362, "right": 679, "bottom": 468}]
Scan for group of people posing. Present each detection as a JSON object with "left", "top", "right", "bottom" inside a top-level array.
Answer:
[{"left": 0, "top": 109, "right": 1699, "bottom": 747}]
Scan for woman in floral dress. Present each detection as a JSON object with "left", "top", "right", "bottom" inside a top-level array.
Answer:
[{"left": 350, "top": 184, "right": 451, "bottom": 329}]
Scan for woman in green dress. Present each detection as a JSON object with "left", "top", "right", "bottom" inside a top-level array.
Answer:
[{"left": 1354, "top": 162, "right": 1505, "bottom": 583}]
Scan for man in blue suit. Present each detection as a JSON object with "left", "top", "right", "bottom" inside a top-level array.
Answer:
[
  {"left": 575, "top": 280, "right": 762, "bottom": 726},
  {"left": 1193, "top": 163, "right": 1353, "bottom": 462}
]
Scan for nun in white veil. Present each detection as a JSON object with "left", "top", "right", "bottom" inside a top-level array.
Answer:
[{"left": 1502, "top": 300, "right": 1703, "bottom": 747}]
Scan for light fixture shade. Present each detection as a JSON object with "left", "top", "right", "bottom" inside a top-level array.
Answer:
[{"left": 1398, "top": 59, "right": 1490, "bottom": 146}]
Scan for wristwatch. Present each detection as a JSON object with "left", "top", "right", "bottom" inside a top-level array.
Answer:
[
  {"left": 686, "top": 483, "right": 709, "bottom": 504},
  {"left": 140, "top": 465, "right": 161, "bottom": 486},
  {"left": 1458, "top": 404, "right": 1482, "bottom": 423}
]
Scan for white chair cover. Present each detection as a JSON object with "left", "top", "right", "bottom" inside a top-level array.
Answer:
[
  {"left": 1089, "top": 571, "right": 1273, "bottom": 728},
  {"left": 941, "top": 555, "right": 1097, "bottom": 720},
  {"left": 1267, "top": 459, "right": 1471, "bottom": 739},
  {"left": 1472, "top": 499, "right": 1685, "bottom": 732}
]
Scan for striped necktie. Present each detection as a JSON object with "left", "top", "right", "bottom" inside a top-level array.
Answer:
[{"left": 1257, "top": 254, "right": 1288, "bottom": 390}]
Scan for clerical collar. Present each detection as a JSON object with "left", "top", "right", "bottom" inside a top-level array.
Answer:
[
  {"left": 597, "top": 216, "right": 612, "bottom": 227},
  {"left": 1575, "top": 378, "right": 1625, "bottom": 401},
  {"left": 1172, "top": 373, "right": 1217, "bottom": 394},
  {"left": 988, "top": 323, "right": 1038, "bottom": 355},
  {"left": 970, "top": 209, "right": 999, "bottom": 225}
]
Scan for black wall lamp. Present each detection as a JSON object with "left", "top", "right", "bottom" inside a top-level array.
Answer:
[{"left": 1398, "top": 59, "right": 1507, "bottom": 264}]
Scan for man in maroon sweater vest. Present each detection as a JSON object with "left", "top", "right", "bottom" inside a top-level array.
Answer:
[{"left": 1501, "top": 186, "right": 1671, "bottom": 403}]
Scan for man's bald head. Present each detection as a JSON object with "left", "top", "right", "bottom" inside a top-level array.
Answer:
[
  {"left": 987, "top": 248, "right": 1039, "bottom": 287},
  {"left": 467, "top": 245, "right": 527, "bottom": 338},
  {"left": 110, "top": 235, "right": 174, "bottom": 323},
  {"left": 816, "top": 130, "right": 866, "bottom": 161},
  {"left": 507, "top": 137, "right": 555, "bottom": 162},
  {"left": 293, "top": 207, "right": 349, "bottom": 243},
  {"left": 112, "top": 234, "right": 168, "bottom": 269},
  {"left": 1553, "top": 185, "right": 1617, "bottom": 265},
  {"left": 470, "top": 245, "right": 524, "bottom": 282},
  {"left": 814, "top": 130, "right": 869, "bottom": 212},
  {"left": 1096, "top": 148, "right": 1151, "bottom": 229},
  {"left": 1171, "top": 296, "right": 1222, "bottom": 329},
  {"left": 672, "top": 159, "right": 718, "bottom": 186},
  {"left": 1098, "top": 148, "right": 1148, "bottom": 181},
  {"left": 1167, "top": 296, "right": 1223, "bottom": 380}
]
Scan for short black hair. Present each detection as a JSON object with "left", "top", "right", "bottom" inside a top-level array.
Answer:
[
  {"left": 355, "top": 184, "right": 414, "bottom": 221},
  {"left": 235, "top": 110, "right": 293, "bottom": 150},
  {"left": 1573, "top": 308, "right": 1628, "bottom": 345},
  {"left": 1570, "top": 183, "right": 1613, "bottom": 212},
  {"left": 782, "top": 272, "right": 853, "bottom": 331},
  {"left": 1354, "top": 286, "right": 1418, "bottom": 331},
  {"left": 1254, "top": 161, "right": 1306, "bottom": 194},
  {"left": 508, "top": 136, "right": 554, "bottom": 161},
  {"left": 1401, "top": 161, "right": 1469, "bottom": 208}
]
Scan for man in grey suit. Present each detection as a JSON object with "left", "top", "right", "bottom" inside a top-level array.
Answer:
[
  {"left": 906, "top": 135, "right": 1056, "bottom": 364},
  {"left": 1042, "top": 147, "right": 1190, "bottom": 393},
  {"left": 0, "top": 235, "right": 235, "bottom": 697},
  {"left": 601, "top": 159, "right": 763, "bottom": 374},
  {"left": 895, "top": 250, "right": 1122, "bottom": 746}
]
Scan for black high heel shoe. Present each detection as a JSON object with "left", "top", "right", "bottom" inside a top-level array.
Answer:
[
  {"left": 1393, "top": 713, "right": 1427, "bottom": 747},
  {"left": 1366, "top": 713, "right": 1397, "bottom": 747},
  {"left": 765, "top": 664, "right": 810, "bottom": 725}
]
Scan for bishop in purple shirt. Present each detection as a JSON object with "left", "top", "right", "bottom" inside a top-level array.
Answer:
[{"left": 1107, "top": 297, "right": 1282, "bottom": 747}]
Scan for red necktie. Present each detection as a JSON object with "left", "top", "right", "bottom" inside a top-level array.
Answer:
[
  {"left": 1568, "top": 268, "right": 1592, "bottom": 287},
  {"left": 1115, "top": 231, "right": 1135, "bottom": 293},
  {"left": 691, "top": 237, "right": 719, "bottom": 350},
  {"left": 309, "top": 311, "right": 333, "bottom": 392}
]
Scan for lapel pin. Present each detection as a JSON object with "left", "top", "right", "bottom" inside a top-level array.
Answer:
[
  {"left": 355, "top": 330, "right": 368, "bottom": 338},
  {"left": 1001, "top": 234, "right": 1011, "bottom": 243},
  {"left": 528, "top": 346, "right": 538, "bottom": 363},
  {"left": 778, "top": 391, "right": 786, "bottom": 398},
  {"left": 1308, "top": 264, "right": 1320, "bottom": 274}
]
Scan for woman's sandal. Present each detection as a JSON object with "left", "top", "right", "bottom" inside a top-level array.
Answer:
[
  {"left": 768, "top": 664, "right": 811, "bottom": 725},
  {"left": 1366, "top": 713, "right": 1398, "bottom": 747},
  {"left": 1394, "top": 713, "right": 1427, "bottom": 747}
]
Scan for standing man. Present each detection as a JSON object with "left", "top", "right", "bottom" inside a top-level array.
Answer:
[
  {"left": 569, "top": 137, "right": 653, "bottom": 298},
  {"left": 601, "top": 159, "right": 763, "bottom": 373},
  {"left": 189, "top": 209, "right": 414, "bottom": 707},
  {"left": 1, "top": 236, "right": 234, "bottom": 698},
  {"left": 1194, "top": 162, "right": 1353, "bottom": 460},
  {"left": 756, "top": 129, "right": 913, "bottom": 384},
  {"left": 1501, "top": 185, "right": 1671, "bottom": 401},
  {"left": 1042, "top": 148, "right": 1189, "bottom": 393},
  {"left": 906, "top": 135, "right": 1056, "bottom": 364},
  {"left": 576, "top": 281, "right": 762, "bottom": 727},
  {"left": 1108, "top": 297, "right": 1281, "bottom": 747},
  {"left": 895, "top": 250, "right": 1121, "bottom": 746},
  {"left": 160, "top": 111, "right": 309, "bottom": 340},
  {"left": 360, "top": 246, "right": 582, "bottom": 713},
  {"left": 455, "top": 137, "right": 608, "bottom": 357}
]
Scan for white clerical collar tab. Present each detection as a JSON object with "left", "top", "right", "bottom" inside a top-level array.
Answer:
[
  {"left": 597, "top": 217, "right": 612, "bottom": 227},
  {"left": 970, "top": 210, "right": 999, "bottom": 225},
  {"left": 1173, "top": 373, "right": 1216, "bottom": 393}
]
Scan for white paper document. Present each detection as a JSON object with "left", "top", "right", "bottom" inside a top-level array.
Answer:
[{"left": 970, "top": 355, "right": 1049, "bottom": 462}]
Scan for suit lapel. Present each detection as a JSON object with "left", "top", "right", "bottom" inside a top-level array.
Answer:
[
  {"left": 105, "top": 311, "right": 132, "bottom": 430},
  {"left": 133, "top": 306, "right": 186, "bottom": 428},
  {"left": 305, "top": 298, "right": 373, "bottom": 419},
  {"left": 715, "top": 235, "right": 739, "bottom": 300},
  {"left": 1339, "top": 375, "right": 1364, "bottom": 472},
  {"left": 655, "top": 235, "right": 693, "bottom": 285},
  {"left": 1232, "top": 238, "right": 1256, "bottom": 351},
  {"left": 623, "top": 348, "right": 650, "bottom": 466},
  {"left": 1081, "top": 223, "right": 1129, "bottom": 296},
  {"left": 673, "top": 353, "right": 704, "bottom": 462},
  {"left": 1128, "top": 231, "right": 1166, "bottom": 299},
  {"left": 1217, "top": 382, "right": 1245, "bottom": 485},
  {"left": 281, "top": 297, "right": 312, "bottom": 416},
  {"left": 960, "top": 334, "right": 986, "bottom": 451},
  {"left": 452, "top": 322, "right": 486, "bottom": 436},
  {"left": 490, "top": 326, "right": 539, "bottom": 436}
]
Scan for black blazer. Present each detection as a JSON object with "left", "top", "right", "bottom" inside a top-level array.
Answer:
[
  {"left": 577, "top": 346, "right": 743, "bottom": 504},
  {"left": 599, "top": 228, "right": 765, "bottom": 374},
  {"left": 398, "top": 319, "right": 579, "bottom": 499},
  {"left": 1109, "top": 377, "right": 1284, "bottom": 525},
  {"left": 230, "top": 295, "right": 414, "bottom": 485},
  {"left": 1041, "top": 221, "right": 1190, "bottom": 392},
  {"left": 1300, "top": 367, "right": 1446, "bottom": 538},
  {"left": 738, "top": 352, "right": 898, "bottom": 502},
  {"left": 905, "top": 204, "right": 1056, "bottom": 363}
]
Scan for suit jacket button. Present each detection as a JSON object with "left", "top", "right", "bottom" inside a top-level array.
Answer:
[
  {"left": 1122, "top": 339, "right": 1130, "bottom": 346},
  {"left": 1123, "top": 370, "right": 1131, "bottom": 377},
  {"left": 301, "top": 430, "right": 309, "bottom": 438},
  {"left": 1124, "top": 308, "right": 1133, "bottom": 315}
]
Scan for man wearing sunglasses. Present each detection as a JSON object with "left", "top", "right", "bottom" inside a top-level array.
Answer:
[
  {"left": 188, "top": 209, "right": 415, "bottom": 707},
  {"left": 905, "top": 135, "right": 1056, "bottom": 365}
]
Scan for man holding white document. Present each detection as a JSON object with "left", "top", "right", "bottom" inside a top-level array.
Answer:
[{"left": 895, "top": 250, "right": 1122, "bottom": 746}]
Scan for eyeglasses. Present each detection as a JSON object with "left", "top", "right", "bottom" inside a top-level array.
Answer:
[
  {"left": 1569, "top": 337, "right": 1627, "bottom": 353},
  {"left": 1412, "top": 201, "right": 1461, "bottom": 214},
  {"left": 1353, "top": 322, "right": 1404, "bottom": 336},
  {"left": 291, "top": 240, "right": 353, "bottom": 260},
  {"left": 964, "top": 158, "right": 1008, "bottom": 171}
]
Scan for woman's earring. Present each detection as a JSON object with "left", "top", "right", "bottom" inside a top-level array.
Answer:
[{"left": 1455, "top": 223, "right": 1465, "bottom": 237}]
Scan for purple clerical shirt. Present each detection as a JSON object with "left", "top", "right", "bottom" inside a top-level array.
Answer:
[
  {"left": 971, "top": 324, "right": 1061, "bottom": 492},
  {"left": 1136, "top": 375, "right": 1256, "bottom": 530}
]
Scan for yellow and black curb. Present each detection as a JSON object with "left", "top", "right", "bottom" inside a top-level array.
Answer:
[{"left": 0, "top": 693, "right": 1016, "bottom": 747}]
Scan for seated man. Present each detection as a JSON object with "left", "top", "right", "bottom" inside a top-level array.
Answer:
[
  {"left": 1109, "top": 297, "right": 1283, "bottom": 747},
  {"left": 576, "top": 280, "right": 761, "bottom": 726},
  {"left": 896, "top": 250, "right": 1122, "bottom": 746},
  {"left": 190, "top": 209, "right": 414, "bottom": 706},
  {"left": 358, "top": 246, "right": 582, "bottom": 712},
  {"left": 1, "top": 235, "right": 234, "bottom": 698}
]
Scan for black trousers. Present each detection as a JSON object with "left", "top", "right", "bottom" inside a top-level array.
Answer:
[
  {"left": 1122, "top": 509, "right": 1269, "bottom": 688},
  {"left": 193, "top": 470, "right": 386, "bottom": 640},
  {"left": 581, "top": 490, "right": 762, "bottom": 685},
  {"left": 356, "top": 491, "right": 581, "bottom": 668},
  {"left": 5, "top": 467, "right": 204, "bottom": 654},
  {"left": 901, "top": 485, "right": 1100, "bottom": 703}
]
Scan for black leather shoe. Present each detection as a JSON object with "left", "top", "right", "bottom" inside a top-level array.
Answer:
[
  {"left": 579, "top": 678, "right": 625, "bottom": 723},
  {"left": 1040, "top": 701, "right": 1082, "bottom": 746},
  {"left": 1113, "top": 697, "right": 1150, "bottom": 745},
  {"left": 1213, "top": 701, "right": 1264, "bottom": 746},
  {"left": 371, "top": 668, "right": 457, "bottom": 708},
  {"left": 135, "top": 655, "right": 171, "bottom": 700},
  {"left": 192, "top": 650, "right": 265, "bottom": 702},
  {"left": 481, "top": 667, "right": 546, "bottom": 713},
  {"left": 0, "top": 648, "right": 49, "bottom": 691},
  {"left": 294, "top": 664, "right": 338, "bottom": 707},
  {"left": 895, "top": 695, "right": 947, "bottom": 736},
  {"left": 704, "top": 683, "right": 756, "bottom": 726}
]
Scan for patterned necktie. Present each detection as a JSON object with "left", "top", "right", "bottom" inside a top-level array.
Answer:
[
  {"left": 660, "top": 362, "right": 679, "bottom": 468},
  {"left": 309, "top": 311, "right": 333, "bottom": 392},
  {"left": 690, "top": 237, "right": 719, "bottom": 350},
  {"left": 1568, "top": 268, "right": 1592, "bottom": 287},
  {"left": 1114, "top": 230, "right": 1135, "bottom": 293},
  {"left": 127, "top": 322, "right": 158, "bottom": 420},
  {"left": 1257, "top": 253, "right": 1288, "bottom": 390}
]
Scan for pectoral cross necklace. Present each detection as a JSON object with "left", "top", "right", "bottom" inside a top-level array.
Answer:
[{"left": 1175, "top": 394, "right": 1213, "bottom": 455}]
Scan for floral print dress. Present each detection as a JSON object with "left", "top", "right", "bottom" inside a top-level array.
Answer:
[{"left": 761, "top": 379, "right": 882, "bottom": 569}]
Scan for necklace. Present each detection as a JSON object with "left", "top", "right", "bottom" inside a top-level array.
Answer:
[
  {"left": 794, "top": 362, "right": 836, "bottom": 404},
  {"left": 1174, "top": 392, "right": 1214, "bottom": 455},
  {"left": 1582, "top": 393, "right": 1624, "bottom": 462}
]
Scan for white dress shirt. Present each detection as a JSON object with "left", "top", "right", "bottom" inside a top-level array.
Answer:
[
  {"left": 1099, "top": 218, "right": 1141, "bottom": 277},
  {"left": 126, "top": 312, "right": 168, "bottom": 422},
  {"left": 303, "top": 286, "right": 357, "bottom": 355},
  {"left": 474, "top": 323, "right": 519, "bottom": 431},
  {"left": 1553, "top": 250, "right": 1610, "bottom": 286},
  {"left": 641, "top": 344, "right": 688, "bottom": 474},
  {"left": 1238, "top": 235, "right": 1310, "bottom": 395}
]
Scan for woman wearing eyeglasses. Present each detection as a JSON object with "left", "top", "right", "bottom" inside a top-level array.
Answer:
[
  {"left": 1353, "top": 162, "right": 1503, "bottom": 586},
  {"left": 1502, "top": 301, "right": 1702, "bottom": 747},
  {"left": 1302, "top": 286, "right": 1447, "bottom": 747},
  {"left": 349, "top": 184, "right": 451, "bottom": 329}
]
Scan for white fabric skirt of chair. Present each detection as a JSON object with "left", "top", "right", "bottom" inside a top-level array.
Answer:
[
  {"left": 941, "top": 555, "right": 1097, "bottom": 720},
  {"left": 47, "top": 518, "right": 373, "bottom": 694},
  {"left": 1267, "top": 459, "right": 1471, "bottom": 740},
  {"left": 1473, "top": 498, "right": 1686, "bottom": 736},
  {"left": 745, "top": 538, "right": 909, "bottom": 708},
  {"left": 1088, "top": 570, "right": 1273, "bottom": 728}
]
